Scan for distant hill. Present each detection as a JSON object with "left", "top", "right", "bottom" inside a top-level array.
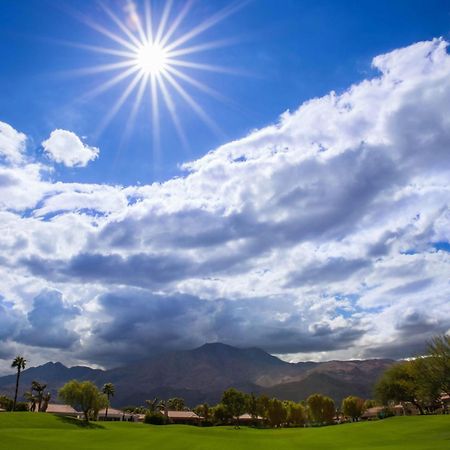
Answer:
[{"left": 0, "top": 343, "right": 393, "bottom": 407}]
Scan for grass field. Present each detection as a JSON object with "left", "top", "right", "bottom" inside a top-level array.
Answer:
[{"left": 0, "top": 413, "right": 449, "bottom": 450}]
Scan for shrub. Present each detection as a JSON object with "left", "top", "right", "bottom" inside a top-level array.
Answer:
[
  {"left": 144, "top": 412, "right": 168, "bottom": 425},
  {"left": 14, "top": 402, "right": 29, "bottom": 411}
]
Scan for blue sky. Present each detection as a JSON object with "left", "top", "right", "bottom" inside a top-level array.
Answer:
[
  {"left": 1, "top": 0, "right": 449, "bottom": 185},
  {"left": 0, "top": 0, "right": 449, "bottom": 373}
]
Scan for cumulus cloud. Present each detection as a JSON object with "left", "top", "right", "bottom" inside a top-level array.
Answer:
[
  {"left": 17, "top": 290, "right": 81, "bottom": 349},
  {"left": 0, "top": 121, "right": 26, "bottom": 164},
  {"left": 41, "top": 129, "right": 99, "bottom": 167},
  {"left": 0, "top": 38, "right": 450, "bottom": 368}
]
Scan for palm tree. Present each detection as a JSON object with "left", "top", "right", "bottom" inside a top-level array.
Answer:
[
  {"left": 31, "top": 381, "right": 47, "bottom": 412},
  {"left": 102, "top": 383, "right": 115, "bottom": 418},
  {"left": 11, "top": 356, "right": 26, "bottom": 411}
]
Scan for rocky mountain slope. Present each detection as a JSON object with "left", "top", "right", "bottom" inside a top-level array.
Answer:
[{"left": 0, "top": 343, "right": 393, "bottom": 407}]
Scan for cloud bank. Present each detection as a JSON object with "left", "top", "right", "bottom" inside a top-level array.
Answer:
[{"left": 0, "top": 38, "right": 449, "bottom": 372}]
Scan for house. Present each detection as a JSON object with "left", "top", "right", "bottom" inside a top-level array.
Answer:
[
  {"left": 393, "top": 403, "right": 419, "bottom": 416},
  {"left": 164, "top": 410, "right": 201, "bottom": 424},
  {"left": 361, "top": 406, "right": 385, "bottom": 420},
  {"left": 44, "top": 403, "right": 79, "bottom": 417},
  {"left": 237, "top": 413, "right": 264, "bottom": 424},
  {"left": 98, "top": 408, "right": 133, "bottom": 421}
]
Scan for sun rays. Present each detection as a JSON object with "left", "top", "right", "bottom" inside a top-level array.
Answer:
[{"left": 66, "top": 0, "right": 245, "bottom": 153}]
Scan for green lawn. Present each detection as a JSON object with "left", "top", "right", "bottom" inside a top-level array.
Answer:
[{"left": 0, "top": 413, "right": 449, "bottom": 450}]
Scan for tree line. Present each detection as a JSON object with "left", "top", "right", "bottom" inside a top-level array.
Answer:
[{"left": 3, "top": 334, "right": 448, "bottom": 424}]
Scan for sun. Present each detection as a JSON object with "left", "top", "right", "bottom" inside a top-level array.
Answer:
[
  {"left": 68, "top": 1, "right": 244, "bottom": 151},
  {"left": 135, "top": 42, "right": 168, "bottom": 75}
]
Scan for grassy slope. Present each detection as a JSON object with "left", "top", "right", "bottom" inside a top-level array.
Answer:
[{"left": 0, "top": 413, "right": 449, "bottom": 450}]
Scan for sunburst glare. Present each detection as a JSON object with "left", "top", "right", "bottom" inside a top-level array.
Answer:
[{"left": 66, "top": 0, "right": 246, "bottom": 153}]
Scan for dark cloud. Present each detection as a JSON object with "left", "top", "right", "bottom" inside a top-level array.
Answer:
[
  {"left": 386, "top": 278, "right": 433, "bottom": 296},
  {"left": 79, "top": 289, "right": 365, "bottom": 367},
  {"left": 17, "top": 290, "right": 80, "bottom": 349},
  {"left": 285, "top": 257, "right": 370, "bottom": 287},
  {"left": 0, "top": 297, "right": 23, "bottom": 341}
]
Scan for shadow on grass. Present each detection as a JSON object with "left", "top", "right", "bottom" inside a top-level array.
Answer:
[{"left": 56, "top": 415, "right": 105, "bottom": 429}]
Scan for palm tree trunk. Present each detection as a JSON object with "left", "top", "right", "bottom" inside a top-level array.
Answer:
[{"left": 12, "top": 368, "right": 20, "bottom": 411}]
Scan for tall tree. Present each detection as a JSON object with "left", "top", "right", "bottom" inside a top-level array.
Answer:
[
  {"left": 267, "top": 398, "right": 287, "bottom": 427},
  {"left": 374, "top": 360, "right": 440, "bottom": 414},
  {"left": 102, "top": 383, "right": 115, "bottom": 418},
  {"left": 221, "top": 388, "right": 247, "bottom": 428},
  {"left": 428, "top": 334, "right": 450, "bottom": 396},
  {"left": 11, "top": 356, "right": 26, "bottom": 411},
  {"left": 306, "top": 393, "right": 335, "bottom": 425}
]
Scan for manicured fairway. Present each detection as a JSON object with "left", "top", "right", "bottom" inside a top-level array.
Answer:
[{"left": 0, "top": 413, "right": 449, "bottom": 450}]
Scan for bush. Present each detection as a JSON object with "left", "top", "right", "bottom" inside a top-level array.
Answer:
[
  {"left": 0, "top": 395, "right": 13, "bottom": 411},
  {"left": 144, "top": 412, "right": 168, "bottom": 425},
  {"left": 14, "top": 402, "right": 29, "bottom": 411}
]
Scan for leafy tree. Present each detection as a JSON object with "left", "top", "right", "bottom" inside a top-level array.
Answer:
[
  {"left": 341, "top": 396, "right": 365, "bottom": 421},
  {"left": 194, "top": 403, "right": 210, "bottom": 421},
  {"left": 285, "top": 401, "right": 306, "bottom": 427},
  {"left": 267, "top": 398, "right": 287, "bottom": 427},
  {"left": 59, "top": 380, "right": 107, "bottom": 422},
  {"left": 246, "top": 393, "right": 259, "bottom": 420},
  {"left": 0, "top": 395, "right": 13, "bottom": 411},
  {"left": 212, "top": 402, "right": 232, "bottom": 424},
  {"left": 306, "top": 394, "right": 335, "bottom": 425},
  {"left": 322, "top": 396, "right": 336, "bottom": 424},
  {"left": 363, "top": 399, "right": 378, "bottom": 410},
  {"left": 167, "top": 397, "right": 186, "bottom": 411},
  {"left": 257, "top": 394, "right": 271, "bottom": 422},
  {"left": 428, "top": 334, "right": 450, "bottom": 396},
  {"left": 102, "top": 383, "right": 115, "bottom": 418},
  {"left": 221, "top": 388, "right": 247, "bottom": 428},
  {"left": 11, "top": 356, "right": 26, "bottom": 411},
  {"left": 375, "top": 360, "right": 440, "bottom": 414}
]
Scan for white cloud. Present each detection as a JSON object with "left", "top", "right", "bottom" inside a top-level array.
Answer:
[
  {"left": 0, "top": 121, "right": 26, "bottom": 165},
  {"left": 41, "top": 129, "right": 99, "bottom": 167},
  {"left": 0, "top": 38, "right": 449, "bottom": 368}
]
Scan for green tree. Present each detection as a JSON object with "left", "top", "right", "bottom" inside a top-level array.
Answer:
[
  {"left": 59, "top": 380, "right": 107, "bottom": 422},
  {"left": 375, "top": 360, "right": 440, "bottom": 414},
  {"left": 257, "top": 394, "right": 270, "bottom": 422},
  {"left": 285, "top": 401, "right": 306, "bottom": 427},
  {"left": 11, "top": 356, "right": 26, "bottom": 411},
  {"left": 341, "top": 396, "right": 365, "bottom": 421},
  {"left": 428, "top": 335, "right": 450, "bottom": 396},
  {"left": 212, "top": 402, "right": 232, "bottom": 424},
  {"left": 266, "top": 398, "right": 287, "bottom": 427},
  {"left": 221, "top": 388, "right": 247, "bottom": 428},
  {"left": 102, "top": 383, "right": 115, "bottom": 418},
  {"left": 167, "top": 397, "right": 186, "bottom": 411},
  {"left": 194, "top": 403, "right": 210, "bottom": 421},
  {"left": 307, "top": 394, "right": 335, "bottom": 425},
  {"left": 145, "top": 397, "right": 160, "bottom": 413},
  {"left": 0, "top": 395, "right": 13, "bottom": 411}
]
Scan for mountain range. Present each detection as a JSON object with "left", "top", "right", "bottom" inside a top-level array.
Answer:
[{"left": 0, "top": 343, "right": 393, "bottom": 407}]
